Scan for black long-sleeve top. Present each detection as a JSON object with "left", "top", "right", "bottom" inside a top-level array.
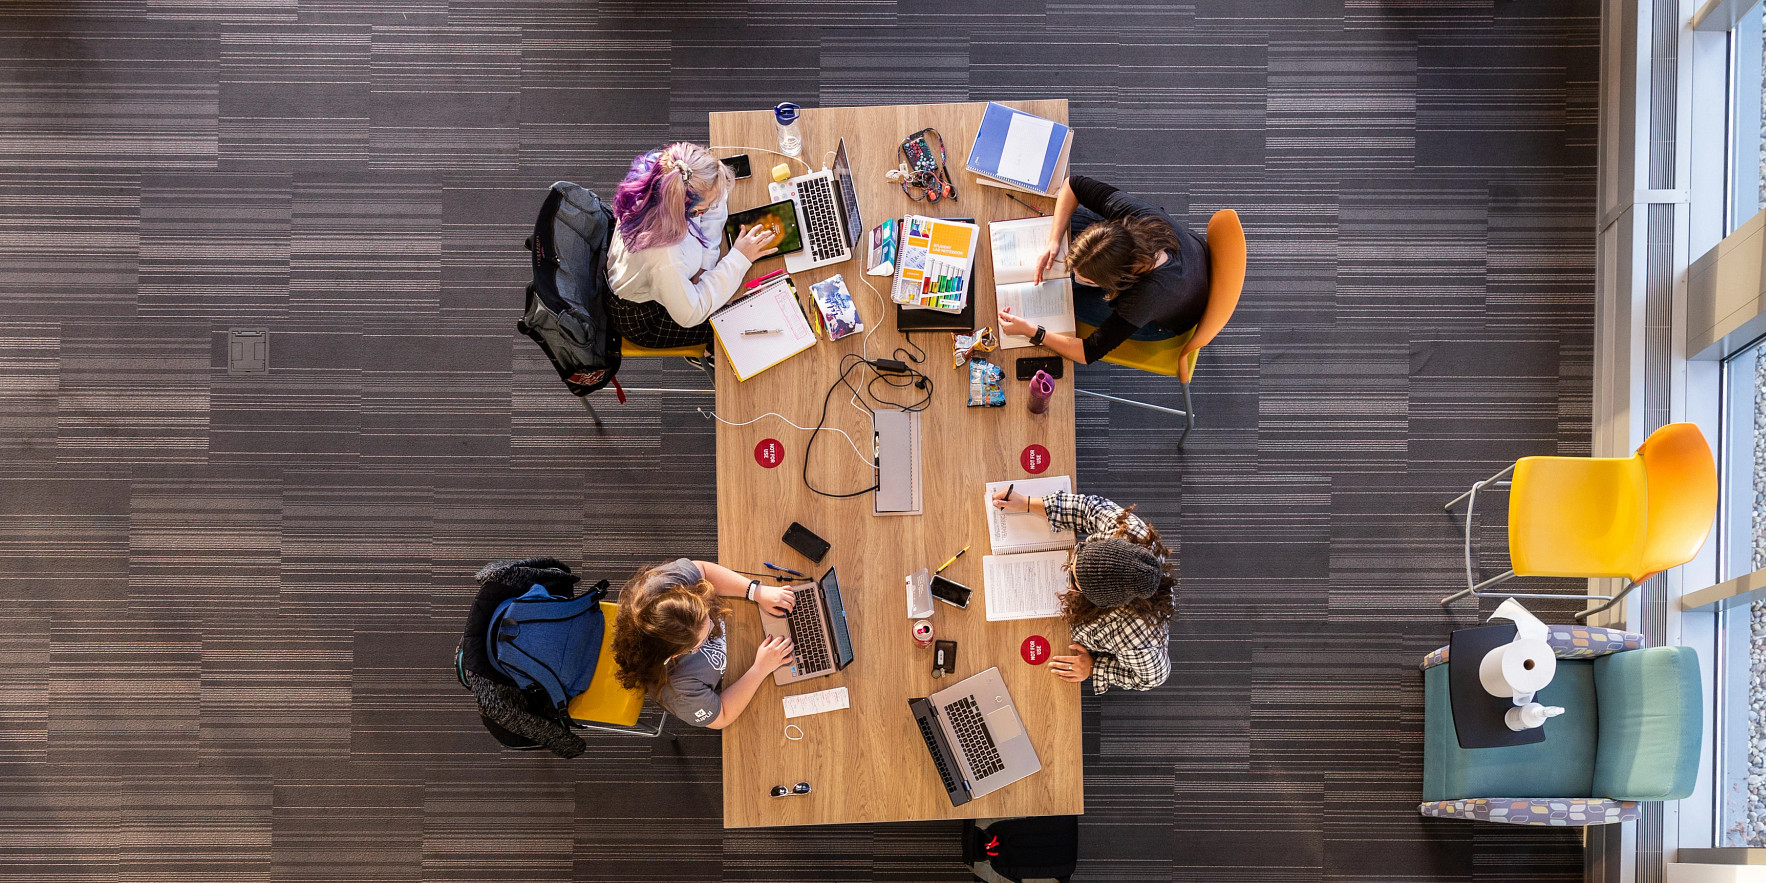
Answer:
[{"left": 1069, "top": 176, "right": 1211, "bottom": 364}]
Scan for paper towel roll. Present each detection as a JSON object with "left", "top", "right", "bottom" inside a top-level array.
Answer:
[{"left": 1478, "top": 637, "right": 1557, "bottom": 704}]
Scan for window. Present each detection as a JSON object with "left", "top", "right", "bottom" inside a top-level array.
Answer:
[
  {"left": 1716, "top": 340, "right": 1766, "bottom": 846},
  {"left": 1730, "top": 0, "right": 1766, "bottom": 232}
]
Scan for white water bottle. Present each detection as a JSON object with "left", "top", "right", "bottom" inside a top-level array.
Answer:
[
  {"left": 774, "top": 102, "right": 802, "bottom": 157},
  {"left": 1504, "top": 702, "right": 1564, "bottom": 731}
]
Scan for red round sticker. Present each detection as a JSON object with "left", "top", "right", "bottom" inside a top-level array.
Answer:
[
  {"left": 1020, "top": 444, "right": 1050, "bottom": 475},
  {"left": 754, "top": 438, "right": 784, "bottom": 468},
  {"left": 1021, "top": 635, "right": 1051, "bottom": 665}
]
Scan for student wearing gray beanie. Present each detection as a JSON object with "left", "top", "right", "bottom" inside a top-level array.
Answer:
[{"left": 990, "top": 488, "right": 1176, "bottom": 693}]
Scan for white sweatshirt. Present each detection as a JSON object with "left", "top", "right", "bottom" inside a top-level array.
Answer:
[{"left": 606, "top": 199, "right": 753, "bottom": 328}]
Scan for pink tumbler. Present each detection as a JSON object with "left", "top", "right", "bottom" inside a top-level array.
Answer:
[{"left": 1027, "top": 369, "right": 1055, "bottom": 414}]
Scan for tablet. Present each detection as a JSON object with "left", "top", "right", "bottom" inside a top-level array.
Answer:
[{"left": 724, "top": 200, "right": 804, "bottom": 257}]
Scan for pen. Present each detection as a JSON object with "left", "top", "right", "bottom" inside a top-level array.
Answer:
[
  {"left": 764, "top": 562, "right": 807, "bottom": 578},
  {"left": 741, "top": 328, "right": 781, "bottom": 335},
  {"left": 747, "top": 268, "right": 786, "bottom": 289},
  {"left": 935, "top": 544, "right": 971, "bottom": 574},
  {"left": 1005, "top": 192, "right": 1048, "bottom": 217},
  {"left": 730, "top": 568, "right": 790, "bottom": 582}
]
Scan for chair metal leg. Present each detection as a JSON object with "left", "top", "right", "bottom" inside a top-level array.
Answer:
[
  {"left": 573, "top": 709, "right": 670, "bottom": 738},
  {"left": 1574, "top": 580, "right": 1643, "bottom": 622}
]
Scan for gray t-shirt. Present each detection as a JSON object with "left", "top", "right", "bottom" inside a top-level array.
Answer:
[{"left": 648, "top": 559, "right": 730, "bottom": 726}]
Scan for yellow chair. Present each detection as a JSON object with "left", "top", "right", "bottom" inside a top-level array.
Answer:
[
  {"left": 1441, "top": 422, "right": 1717, "bottom": 620},
  {"left": 1072, "top": 209, "right": 1247, "bottom": 447},
  {"left": 567, "top": 601, "right": 666, "bottom": 737}
]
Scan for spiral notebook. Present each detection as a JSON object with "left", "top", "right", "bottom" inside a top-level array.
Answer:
[{"left": 708, "top": 278, "right": 817, "bottom": 381}]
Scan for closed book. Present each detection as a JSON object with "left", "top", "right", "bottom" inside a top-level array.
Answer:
[{"left": 966, "top": 103, "right": 1072, "bottom": 195}]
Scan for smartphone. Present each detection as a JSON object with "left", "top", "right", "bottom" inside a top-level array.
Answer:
[
  {"left": 720, "top": 154, "right": 752, "bottom": 179},
  {"left": 930, "top": 575, "right": 972, "bottom": 609},
  {"left": 1016, "top": 355, "right": 1064, "bottom": 381},
  {"left": 781, "top": 522, "right": 830, "bottom": 563}
]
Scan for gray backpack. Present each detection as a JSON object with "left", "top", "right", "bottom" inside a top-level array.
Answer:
[{"left": 517, "top": 182, "right": 624, "bottom": 399}]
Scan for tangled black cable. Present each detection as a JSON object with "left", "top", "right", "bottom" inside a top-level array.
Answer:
[{"left": 802, "top": 350, "right": 933, "bottom": 498}]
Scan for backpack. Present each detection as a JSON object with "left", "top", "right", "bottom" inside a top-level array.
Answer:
[
  {"left": 962, "top": 816, "right": 1079, "bottom": 883},
  {"left": 485, "top": 578, "right": 609, "bottom": 717},
  {"left": 517, "top": 182, "right": 625, "bottom": 401}
]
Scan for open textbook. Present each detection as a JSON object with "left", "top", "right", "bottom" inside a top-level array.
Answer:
[
  {"left": 989, "top": 216, "right": 1075, "bottom": 348},
  {"left": 981, "top": 476, "right": 1076, "bottom": 620}
]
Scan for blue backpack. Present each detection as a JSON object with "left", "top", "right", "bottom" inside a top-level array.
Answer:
[{"left": 486, "top": 579, "right": 608, "bottom": 716}]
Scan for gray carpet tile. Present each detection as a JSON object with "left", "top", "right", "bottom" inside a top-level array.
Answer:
[{"left": 0, "top": 0, "right": 1599, "bottom": 879}]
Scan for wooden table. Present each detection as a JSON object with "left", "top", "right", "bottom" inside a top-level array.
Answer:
[{"left": 708, "top": 101, "right": 1081, "bottom": 828}]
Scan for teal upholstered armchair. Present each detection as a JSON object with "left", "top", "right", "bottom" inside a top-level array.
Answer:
[{"left": 1420, "top": 625, "right": 1702, "bottom": 826}]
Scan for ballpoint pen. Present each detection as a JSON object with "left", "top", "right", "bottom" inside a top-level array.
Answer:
[
  {"left": 935, "top": 544, "right": 971, "bottom": 573},
  {"left": 764, "top": 562, "right": 807, "bottom": 578},
  {"left": 741, "top": 328, "right": 781, "bottom": 335},
  {"left": 1005, "top": 192, "right": 1047, "bottom": 217}
]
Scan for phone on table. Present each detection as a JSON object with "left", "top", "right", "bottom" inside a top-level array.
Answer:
[
  {"left": 724, "top": 200, "right": 804, "bottom": 257},
  {"left": 930, "top": 575, "right": 972, "bottom": 609},
  {"left": 720, "top": 154, "right": 752, "bottom": 179},
  {"left": 781, "top": 522, "right": 830, "bottom": 563},
  {"left": 1016, "top": 356, "right": 1064, "bottom": 381}
]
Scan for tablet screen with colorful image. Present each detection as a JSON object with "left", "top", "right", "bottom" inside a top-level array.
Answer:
[{"left": 724, "top": 200, "right": 803, "bottom": 257}]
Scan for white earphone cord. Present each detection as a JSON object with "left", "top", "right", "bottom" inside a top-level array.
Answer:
[{"left": 696, "top": 408, "right": 872, "bottom": 468}]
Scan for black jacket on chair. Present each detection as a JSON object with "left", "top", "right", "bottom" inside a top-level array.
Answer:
[{"left": 461, "top": 557, "right": 587, "bottom": 758}]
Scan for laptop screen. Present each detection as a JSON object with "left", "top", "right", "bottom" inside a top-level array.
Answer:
[
  {"left": 833, "top": 139, "right": 863, "bottom": 251},
  {"left": 820, "top": 567, "right": 855, "bottom": 668}
]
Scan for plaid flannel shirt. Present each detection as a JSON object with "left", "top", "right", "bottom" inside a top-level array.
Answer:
[{"left": 1041, "top": 491, "right": 1173, "bottom": 694}]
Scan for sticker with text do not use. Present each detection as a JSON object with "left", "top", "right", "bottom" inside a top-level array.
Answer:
[
  {"left": 1020, "top": 444, "right": 1050, "bottom": 475},
  {"left": 1021, "top": 635, "right": 1051, "bottom": 665},
  {"left": 754, "top": 438, "right": 784, "bottom": 468}
]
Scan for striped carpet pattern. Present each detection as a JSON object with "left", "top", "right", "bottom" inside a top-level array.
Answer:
[{"left": 0, "top": 0, "right": 1597, "bottom": 880}]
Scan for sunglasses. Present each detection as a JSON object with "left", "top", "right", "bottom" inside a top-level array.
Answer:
[{"left": 769, "top": 782, "right": 812, "bottom": 798}]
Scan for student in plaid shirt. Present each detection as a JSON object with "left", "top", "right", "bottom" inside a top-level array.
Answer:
[{"left": 989, "top": 488, "right": 1176, "bottom": 693}]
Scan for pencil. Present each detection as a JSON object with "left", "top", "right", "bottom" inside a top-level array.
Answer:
[{"left": 935, "top": 545, "right": 971, "bottom": 574}]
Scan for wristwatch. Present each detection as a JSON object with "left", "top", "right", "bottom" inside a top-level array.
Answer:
[
  {"left": 1029, "top": 325, "right": 1048, "bottom": 347},
  {"left": 745, "top": 579, "right": 759, "bottom": 602}
]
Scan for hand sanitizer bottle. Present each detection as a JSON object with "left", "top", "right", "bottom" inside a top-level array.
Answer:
[{"left": 1504, "top": 702, "right": 1564, "bottom": 731}]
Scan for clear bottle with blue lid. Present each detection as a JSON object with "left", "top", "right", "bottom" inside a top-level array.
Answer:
[{"left": 773, "top": 102, "right": 802, "bottom": 158}]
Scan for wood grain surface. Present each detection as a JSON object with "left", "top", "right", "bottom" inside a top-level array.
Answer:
[{"left": 708, "top": 101, "right": 1081, "bottom": 829}]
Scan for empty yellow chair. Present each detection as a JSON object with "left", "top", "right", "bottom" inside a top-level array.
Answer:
[
  {"left": 1073, "top": 208, "right": 1246, "bottom": 447},
  {"left": 567, "top": 600, "right": 665, "bottom": 736},
  {"left": 1441, "top": 422, "right": 1717, "bottom": 620}
]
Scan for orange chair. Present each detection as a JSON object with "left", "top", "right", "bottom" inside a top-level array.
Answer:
[
  {"left": 1441, "top": 423, "right": 1717, "bottom": 620},
  {"left": 567, "top": 601, "right": 667, "bottom": 736},
  {"left": 1073, "top": 209, "right": 1246, "bottom": 447}
]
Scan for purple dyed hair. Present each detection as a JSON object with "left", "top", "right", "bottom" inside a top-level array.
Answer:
[{"left": 612, "top": 143, "right": 733, "bottom": 252}]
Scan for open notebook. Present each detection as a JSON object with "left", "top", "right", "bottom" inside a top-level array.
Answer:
[
  {"left": 709, "top": 278, "right": 817, "bottom": 382},
  {"left": 981, "top": 476, "right": 1075, "bottom": 621},
  {"left": 989, "top": 216, "right": 1075, "bottom": 348}
]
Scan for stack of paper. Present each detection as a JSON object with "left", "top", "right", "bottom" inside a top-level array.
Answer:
[
  {"left": 981, "top": 475, "right": 1076, "bottom": 621},
  {"left": 965, "top": 102, "right": 1073, "bottom": 197},
  {"left": 989, "top": 216, "right": 1076, "bottom": 348},
  {"left": 891, "top": 215, "right": 981, "bottom": 314}
]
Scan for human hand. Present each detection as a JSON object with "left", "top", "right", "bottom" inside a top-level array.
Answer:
[
  {"left": 997, "top": 307, "right": 1037, "bottom": 339},
  {"left": 757, "top": 584, "right": 797, "bottom": 617},
  {"left": 733, "top": 224, "right": 779, "bottom": 261},
  {"left": 990, "top": 487, "right": 1028, "bottom": 513},
  {"left": 1049, "top": 644, "right": 1093, "bottom": 683},
  {"left": 1032, "top": 240, "right": 1062, "bottom": 284},
  {"left": 752, "top": 633, "right": 795, "bottom": 673}
]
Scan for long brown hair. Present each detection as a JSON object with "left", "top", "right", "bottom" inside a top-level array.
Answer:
[
  {"left": 612, "top": 563, "right": 727, "bottom": 695},
  {"left": 1060, "top": 505, "right": 1177, "bottom": 629},
  {"left": 1067, "top": 215, "right": 1181, "bottom": 297}
]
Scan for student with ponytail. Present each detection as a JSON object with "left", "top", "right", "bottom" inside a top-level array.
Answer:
[
  {"left": 996, "top": 175, "right": 1212, "bottom": 365},
  {"left": 607, "top": 143, "right": 778, "bottom": 349},
  {"left": 611, "top": 558, "right": 796, "bottom": 728}
]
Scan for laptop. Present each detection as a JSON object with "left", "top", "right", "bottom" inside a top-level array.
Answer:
[
  {"left": 909, "top": 666, "right": 1042, "bottom": 806},
  {"left": 760, "top": 567, "right": 856, "bottom": 685},
  {"left": 783, "top": 138, "right": 864, "bottom": 274},
  {"left": 894, "top": 216, "right": 975, "bottom": 332}
]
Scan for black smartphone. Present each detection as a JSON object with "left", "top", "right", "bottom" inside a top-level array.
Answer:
[
  {"left": 930, "top": 575, "right": 972, "bottom": 609},
  {"left": 1016, "top": 355, "right": 1064, "bottom": 381},
  {"left": 781, "top": 522, "right": 830, "bottom": 563},
  {"left": 720, "top": 154, "right": 752, "bottom": 179}
]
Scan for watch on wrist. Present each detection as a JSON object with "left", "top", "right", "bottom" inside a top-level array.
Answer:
[
  {"left": 1030, "top": 325, "right": 1048, "bottom": 347},
  {"left": 745, "top": 579, "right": 759, "bottom": 602}
]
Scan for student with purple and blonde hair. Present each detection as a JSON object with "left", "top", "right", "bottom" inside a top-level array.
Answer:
[{"left": 607, "top": 143, "right": 777, "bottom": 349}]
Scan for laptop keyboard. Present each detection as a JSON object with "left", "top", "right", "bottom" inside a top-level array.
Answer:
[
  {"left": 785, "top": 586, "right": 831, "bottom": 674},
  {"left": 946, "top": 697, "right": 1005, "bottom": 779},
  {"left": 797, "top": 177, "right": 845, "bottom": 261},
  {"left": 916, "top": 711, "right": 959, "bottom": 793}
]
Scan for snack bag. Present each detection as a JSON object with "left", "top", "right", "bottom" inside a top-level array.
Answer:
[
  {"left": 967, "top": 358, "right": 1005, "bottom": 407},
  {"left": 953, "top": 326, "right": 998, "bottom": 368}
]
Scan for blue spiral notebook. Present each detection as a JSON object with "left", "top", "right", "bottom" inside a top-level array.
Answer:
[{"left": 965, "top": 102, "right": 1071, "bottom": 195}]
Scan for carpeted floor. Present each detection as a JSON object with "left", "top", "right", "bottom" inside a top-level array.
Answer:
[{"left": 0, "top": 0, "right": 1597, "bottom": 880}]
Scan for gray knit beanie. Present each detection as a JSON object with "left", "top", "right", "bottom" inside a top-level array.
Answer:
[{"left": 1072, "top": 538, "right": 1163, "bottom": 608}]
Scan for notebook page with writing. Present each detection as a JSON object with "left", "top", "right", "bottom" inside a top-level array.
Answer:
[
  {"left": 982, "top": 551, "right": 1069, "bottom": 621},
  {"left": 990, "top": 217, "right": 1074, "bottom": 348},
  {"left": 984, "top": 476, "right": 1074, "bottom": 554},
  {"left": 708, "top": 279, "right": 817, "bottom": 382}
]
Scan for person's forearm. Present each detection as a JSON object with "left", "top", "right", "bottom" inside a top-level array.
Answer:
[
  {"left": 707, "top": 663, "right": 771, "bottom": 729},
  {"left": 1039, "top": 329, "right": 1088, "bottom": 364},
  {"left": 696, "top": 560, "right": 754, "bottom": 599},
  {"left": 1027, "top": 496, "right": 1048, "bottom": 517},
  {"left": 1047, "top": 179, "right": 1077, "bottom": 245}
]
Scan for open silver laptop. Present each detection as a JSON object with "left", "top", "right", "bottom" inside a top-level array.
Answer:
[
  {"left": 760, "top": 567, "right": 856, "bottom": 685},
  {"left": 783, "top": 138, "right": 863, "bottom": 273},
  {"left": 909, "top": 667, "right": 1042, "bottom": 805}
]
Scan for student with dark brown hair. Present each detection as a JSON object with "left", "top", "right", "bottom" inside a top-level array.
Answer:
[{"left": 996, "top": 175, "right": 1211, "bottom": 365}]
